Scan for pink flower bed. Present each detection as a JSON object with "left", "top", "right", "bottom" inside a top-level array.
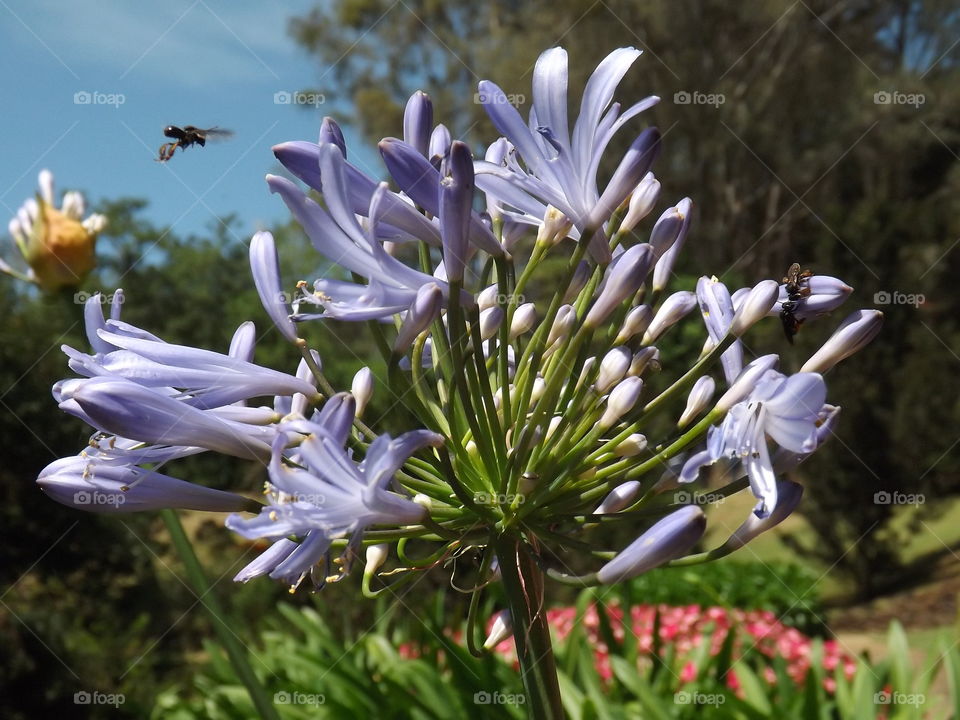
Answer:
[{"left": 484, "top": 604, "right": 856, "bottom": 691}]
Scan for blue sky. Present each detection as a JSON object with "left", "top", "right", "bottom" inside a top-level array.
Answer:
[{"left": 0, "top": 0, "right": 380, "bottom": 243}]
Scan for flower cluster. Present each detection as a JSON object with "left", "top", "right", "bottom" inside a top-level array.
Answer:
[
  {"left": 484, "top": 604, "right": 856, "bottom": 692},
  {"left": 4, "top": 169, "right": 106, "bottom": 291},
  {"left": 38, "top": 47, "right": 881, "bottom": 607}
]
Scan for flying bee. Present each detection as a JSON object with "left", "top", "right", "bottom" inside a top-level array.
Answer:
[
  {"left": 156, "top": 125, "right": 233, "bottom": 162},
  {"left": 780, "top": 262, "right": 812, "bottom": 344}
]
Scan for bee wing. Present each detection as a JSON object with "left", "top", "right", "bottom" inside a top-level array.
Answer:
[{"left": 201, "top": 127, "right": 234, "bottom": 142}]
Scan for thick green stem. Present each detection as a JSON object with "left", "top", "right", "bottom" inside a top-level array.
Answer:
[
  {"left": 492, "top": 533, "right": 564, "bottom": 720},
  {"left": 160, "top": 510, "right": 281, "bottom": 720}
]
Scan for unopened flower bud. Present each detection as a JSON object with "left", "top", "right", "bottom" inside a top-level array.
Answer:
[
  {"left": 587, "top": 128, "right": 662, "bottom": 230},
  {"left": 730, "top": 280, "right": 779, "bottom": 336},
  {"left": 403, "top": 90, "right": 433, "bottom": 157},
  {"left": 479, "top": 306, "right": 504, "bottom": 340},
  {"left": 484, "top": 610, "right": 513, "bottom": 649},
  {"left": 319, "top": 116, "right": 347, "bottom": 155},
  {"left": 477, "top": 284, "right": 499, "bottom": 311},
  {"left": 574, "top": 357, "right": 597, "bottom": 392},
  {"left": 615, "top": 305, "right": 653, "bottom": 344},
  {"left": 536, "top": 205, "right": 573, "bottom": 247},
  {"left": 440, "top": 141, "right": 474, "bottom": 284},
  {"left": 597, "top": 506, "right": 706, "bottom": 584},
  {"left": 429, "top": 123, "right": 451, "bottom": 162},
  {"left": 642, "top": 291, "right": 697, "bottom": 344},
  {"left": 596, "top": 346, "right": 632, "bottom": 393},
  {"left": 563, "top": 261, "right": 591, "bottom": 304},
  {"left": 529, "top": 375, "right": 546, "bottom": 406},
  {"left": 648, "top": 205, "right": 683, "bottom": 260},
  {"left": 651, "top": 198, "right": 694, "bottom": 293},
  {"left": 394, "top": 283, "right": 442, "bottom": 352},
  {"left": 585, "top": 244, "right": 654, "bottom": 328},
  {"left": 721, "top": 480, "right": 803, "bottom": 552},
  {"left": 364, "top": 543, "right": 389, "bottom": 575},
  {"left": 351, "top": 367, "right": 374, "bottom": 418},
  {"left": 546, "top": 415, "right": 563, "bottom": 439},
  {"left": 678, "top": 376, "right": 716, "bottom": 428},
  {"left": 629, "top": 347, "right": 660, "bottom": 376},
  {"left": 599, "top": 376, "right": 643, "bottom": 429},
  {"left": 595, "top": 480, "right": 642, "bottom": 514},
  {"left": 771, "top": 275, "right": 853, "bottom": 319},
  {"left": 547, "top": 305, "right": 576, "bottom": 347},
  {"left": 800, "top": 309, "right": 883, "bottom": 373},
  {"left": 509, "top": 303, "right": 537, "bottom": 339},
  {"left": 620, "top": 173, "right": 661, "bottom": 233},
  {"left": 614, "top": 433, "right": 648, "bottom": 457}
]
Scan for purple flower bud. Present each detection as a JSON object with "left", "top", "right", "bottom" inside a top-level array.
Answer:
[
  {"left": 600, "top": 376, "right": 643, "bottom": 428},
  {"left": 38, "top": 456, "right": 258, "bottom": 513},
  {"left": 509, "top": 303, "right": 537, "bottom": 339},
  {"left": 403, "top": 91, "right": 433, "bottom": 157},
  {"left": 642, "top": 291, "right": 697, "bottom": 344},
  {"left": 429, "top": 123, "right": 452, "bottom": 162},
  {"left": 597, "top": 506, "right": 706, "bottom": 584},
  {"left": 562, "top": 260, "right": 591, "bottom": 304},
  {"left": 730, "top": 279, "right": 779, "bottom": 336},
  {"left": 584, "top": 244, "right": 654, "bottom": 328},
  {"left": 651, "top": 199, "right": 694, "bottom": 292},
  {"left": 722, "top": 480, "right": 803, "bottom": 551},
  {"left": 586, "top": 128, "right": 661, "bottom": 230},
  {"left": 594, "top": 480, "right": 642, "bottom": 514},
  {"left": 800, "top": 309, "right": 883, "bottom": 373},
  {"left": 439, "top": 141, "right": 474, "bottom": 283},
  {"left": 648, "top": 203, "right": 684, "bottom": 260},
  {"left": 319, "top": 117, "right": 346, "bottom": 156},
  {"left": 620, "top": 173, "right": 661, "bottom": 233},
  {"left": 771, "top": 275, "right": 853, "bottom": 319},
  {"left": 615, "top": 305, "right": 653, "bottom": 343},
  {"left": 596, "top": 346, "right": 632, "bottom": 393},
  {"left": 629, "top": 347, "right": 660, "bottom": 376},
  {"left": 478, "top": 306, "right": 504, "bottom": 340},
  {"left": 394, "top": 283, "right": 443, "bottom": 352},
  {"left": 678, "top": 375, "right": 716, "bottom": 428},
  {"left": 250, "top": 231, "right": 297, "bottom": 342}
]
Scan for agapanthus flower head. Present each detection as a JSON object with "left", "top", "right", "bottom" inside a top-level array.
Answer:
[
  {"left": 4, "top": 169, "right": 106, "bottom": 291},
  {"left": 38, "top": 47, "right": 878, "bottom": 615}
]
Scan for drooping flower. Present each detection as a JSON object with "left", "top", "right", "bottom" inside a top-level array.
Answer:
[
  {"left": 680, "top": 371, "right": 828, "bottom": 516},
  {"left": 227, "top": 394, "right": 442, "bottom": 588}
]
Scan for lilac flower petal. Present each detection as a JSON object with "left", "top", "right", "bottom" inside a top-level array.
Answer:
[
  {"left": 250, "top": 231, "right": 297, "bottom": 341},
  {"left": 234, "top": 538, "right": 299, "bottom": 582}
]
